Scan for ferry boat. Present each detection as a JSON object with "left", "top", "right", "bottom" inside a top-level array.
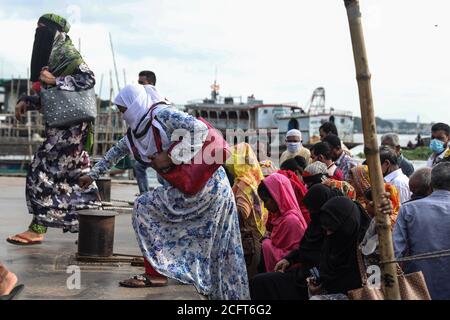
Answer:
[{"left": 185, "top": 84, "right": 354, "bottom": 146}]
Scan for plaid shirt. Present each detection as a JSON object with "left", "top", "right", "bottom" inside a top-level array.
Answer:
[{"left": 335, "top": 152, "right": 358, "bottom": 181}]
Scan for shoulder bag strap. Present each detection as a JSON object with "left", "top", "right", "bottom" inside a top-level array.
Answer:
[
  {"left": 132, "top": 101, "right": 168, "bottom": 139},
  {"left": 356, "top": 248, "right": 368, "bottom": 285},
  {"left": 126, "top": 128, "right": 149, "bottom": 165}
]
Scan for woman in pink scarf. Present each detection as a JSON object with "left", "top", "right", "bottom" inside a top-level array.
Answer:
[{"left": 257, "top": 173, "right": 307, "bottom": 272}]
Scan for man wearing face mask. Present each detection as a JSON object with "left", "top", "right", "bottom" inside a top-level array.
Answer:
[
  {"left": 280, "top": 129, "right": 311, "bottom": 166},
  {"left": 427, "top": 123, "right": 450, "bottom": 168},
  {"left": 379, "top": 145, "right": 411, "bottom": 203}
]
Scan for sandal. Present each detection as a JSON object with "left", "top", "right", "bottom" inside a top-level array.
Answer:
[
  {"left": 0, "top": 284, "right": 24, "bottom": 300},
  {"left": 6, "top": 234, "right": 42, "bottom": 246},
  {"left": 119, "top": 274, "right": 168, "bottom": 288}
]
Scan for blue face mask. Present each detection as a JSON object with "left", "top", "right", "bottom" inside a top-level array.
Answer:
[
  {"left": 287, "top": 142, "right": 301, "bottom": 153},
  {"left": 429, "top": 139, "right": 446, "bottom": 154}
]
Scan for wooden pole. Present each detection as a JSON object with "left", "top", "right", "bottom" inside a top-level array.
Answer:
[
  {"left": 344, "top": 0, "right": 401, "bottom": 300},
  {"left": 109, "top": 32, "right": 121, "bottom": 92},
  {"left": 26, "top": 68, "right": 32, "bottom": 163},
  {"left": 93, "top": 73, "right": 104, "bottom": 157},
  {"left": 107, "top": 71, "right": 114, "bottom": 150}
]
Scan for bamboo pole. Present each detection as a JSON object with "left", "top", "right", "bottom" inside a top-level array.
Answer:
[
  {"left": 109, "top": 32, "right": 121, "bottom": 92},
  {"left": 107, "top": 71, "right": 114, "bottom": 150},
  {"left": 93, "top": 73, "right": 104, "bottom": 157},
  {"left": 26, "top": 68, "right": 32, "bottom": 163},
  {"left": 344, "top": 0, "right": 401, "bottom": 300}
]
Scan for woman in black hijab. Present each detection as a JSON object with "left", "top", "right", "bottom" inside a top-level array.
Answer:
[
  {"left": 308, "top": 197, "right": 370, "bottom": 296},
  {"left": 283, "top": 184, "right": 343, "bottom": 275},
  {"left": 7, "top": 14, "right": 99, "bottom": 245},
  {"left": 250, "top": 184, "right": 342, "bottom": 300}
]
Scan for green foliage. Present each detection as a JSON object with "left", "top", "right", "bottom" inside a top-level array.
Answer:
[
  {"left": 356, "top": 147, "right": 432, "bottom": 161},
  {"left": 402, "top": 147, "right": 433, "bottom": 161}
]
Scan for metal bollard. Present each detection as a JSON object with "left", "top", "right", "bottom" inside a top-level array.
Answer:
[{"left": 77, "top": 210, "right": 118, "bottom": 258}]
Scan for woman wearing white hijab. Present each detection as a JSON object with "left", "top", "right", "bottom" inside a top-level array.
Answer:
[{"left": 79, "top": 84, "right": 250, "bottom": 300}]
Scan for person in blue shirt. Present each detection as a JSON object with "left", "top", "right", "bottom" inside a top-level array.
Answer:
[{"left": 393, "top": 162, "right": 450, "bottom": 300}]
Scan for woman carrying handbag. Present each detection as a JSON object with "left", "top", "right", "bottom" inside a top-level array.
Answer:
[
  {"left": 7, "top": 13, "right": 101, "bottom": 245},
  {"left": 79, "top": 84, "right": 250, "bottom": 300}
]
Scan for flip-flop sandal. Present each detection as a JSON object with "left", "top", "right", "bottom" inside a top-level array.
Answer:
[
  {"left": 6, "top": 234, "right": 42, "bottom": 246},
  {"left": 0, "top": 284, "right": 25, "bottom": 300},
  {"left": 119, "top": 274, "right": 168, "bottom": 288}
]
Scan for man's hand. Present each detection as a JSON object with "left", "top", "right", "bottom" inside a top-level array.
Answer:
[
  {"left": 369, "top": 192, "right": 393, "bottom": 216},
  {"left": 149, "top": 151, "right": 173, "bottom": 172},
  {"left": 39, "top": 68, "right": 56, "bottom": 85},
  {"left": 15, "top": 101, "right": 27, "bottom": 121},
  {"left": 79, "top": 175, "right": 94, "bottom": 189},
  {"left": 274, "top": 259, "right": 290, "bottom": 273}
]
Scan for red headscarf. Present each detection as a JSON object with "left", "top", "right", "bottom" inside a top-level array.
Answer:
[{"left": 261, "top": 173, "right": 307, "bottom": 272}]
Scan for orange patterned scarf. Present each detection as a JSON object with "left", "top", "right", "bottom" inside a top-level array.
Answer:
[{"left": 349, "top": 165, "right": 400, "bottom": 226}]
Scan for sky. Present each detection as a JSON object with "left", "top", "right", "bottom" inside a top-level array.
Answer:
[{"left": 0, "top": 0, "right": 449, "bottom": 124}]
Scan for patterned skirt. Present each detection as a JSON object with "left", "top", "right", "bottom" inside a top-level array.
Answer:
[
  {"left": 26, "top": 122, "right": 101, "bottom": 232},
  {"left": 132, "top": 167, "right": 250, "bottom": 300}
]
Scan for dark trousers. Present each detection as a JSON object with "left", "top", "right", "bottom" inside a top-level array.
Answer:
[{"left": 250, "top": 269, "right": 309, "bottom": 300}]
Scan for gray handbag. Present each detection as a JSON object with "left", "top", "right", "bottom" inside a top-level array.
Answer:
[{"left": 40, "top": 87, "right": 97, "bottom": 127}]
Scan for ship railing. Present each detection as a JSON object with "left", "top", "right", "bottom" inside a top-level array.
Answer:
[{"left": 307, "top": 109, "right": 353, "bottom": 117}]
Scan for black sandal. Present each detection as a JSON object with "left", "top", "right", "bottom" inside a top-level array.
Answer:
[{"left": 119, "top": 274, "right": 168, "bottom": 288}]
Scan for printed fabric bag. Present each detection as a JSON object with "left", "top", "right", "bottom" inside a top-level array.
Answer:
[{"left": 347, "top": 249, "right": 431, "bottom": 300}]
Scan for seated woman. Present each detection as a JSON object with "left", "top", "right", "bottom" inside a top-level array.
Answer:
[
  {"left": 250, "top": 184, "right": 343, "bottom": 300},
  {"left": 226, "top": 143, "right": 268, "bottom": 280},
  {"left": 278, "top": 156, "right": 310, "bottom": 224},
  {"left": 0, "top": 263, "right": 24, "bottom": 300},
  {"left": 307, "top": 197, "right": 370, "bottom": 298},
  {"left": 349, "top": 165, "right": 400, "bottom": 226},
  {"left": 79, "top": 84, "right": 249, "bottom": 300},
  {"left": 257, "top": 173, "right": 307, "bottom": 272},
  {"left": 302, "top": 162, "right": 356, "bottom": 200}
]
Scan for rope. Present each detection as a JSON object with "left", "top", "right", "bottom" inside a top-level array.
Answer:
[
  {"left": 111, "top": 198, "right": 135, "bottom": 204},
  {"left": 380, "top": 249, "right": 450, "bottom": 265},
  {"left": 104, "top": 206, "right": 133, "bottom": 212}
]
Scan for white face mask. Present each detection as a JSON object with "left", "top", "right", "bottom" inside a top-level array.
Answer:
[{"left": 287, "top": 142, "right": 301, "bottom": 153}]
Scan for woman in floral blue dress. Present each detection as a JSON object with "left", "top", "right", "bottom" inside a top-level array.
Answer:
[
  {"left": 7, "top": 14, "right": 101, "bottom": 245},
  {"left": 79, "top": 84, "right": 250, "bottom": 300}
]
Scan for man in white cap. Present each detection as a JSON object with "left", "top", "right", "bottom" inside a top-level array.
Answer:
[{"left": 279, "top": 129, "right": 311, "bottom": 166}]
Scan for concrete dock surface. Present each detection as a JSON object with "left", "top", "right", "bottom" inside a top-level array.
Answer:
[{"left": 0, "top": 177, "right": 204, "bottom": 300}]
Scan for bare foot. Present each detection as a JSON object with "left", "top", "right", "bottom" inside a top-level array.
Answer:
[
  {"left": 7, "top": 230, "right": 45, "bottom": 244},
  {"left": 0, "top": 265, "right": 18, "bottom": 296},
  {"left": 147, "top": 275, "right": 168, "bottom": 286}
]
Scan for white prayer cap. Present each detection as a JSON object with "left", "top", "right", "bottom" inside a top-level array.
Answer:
[{"left": 286, "top": 129, "right": 302, "bottom": 138}]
